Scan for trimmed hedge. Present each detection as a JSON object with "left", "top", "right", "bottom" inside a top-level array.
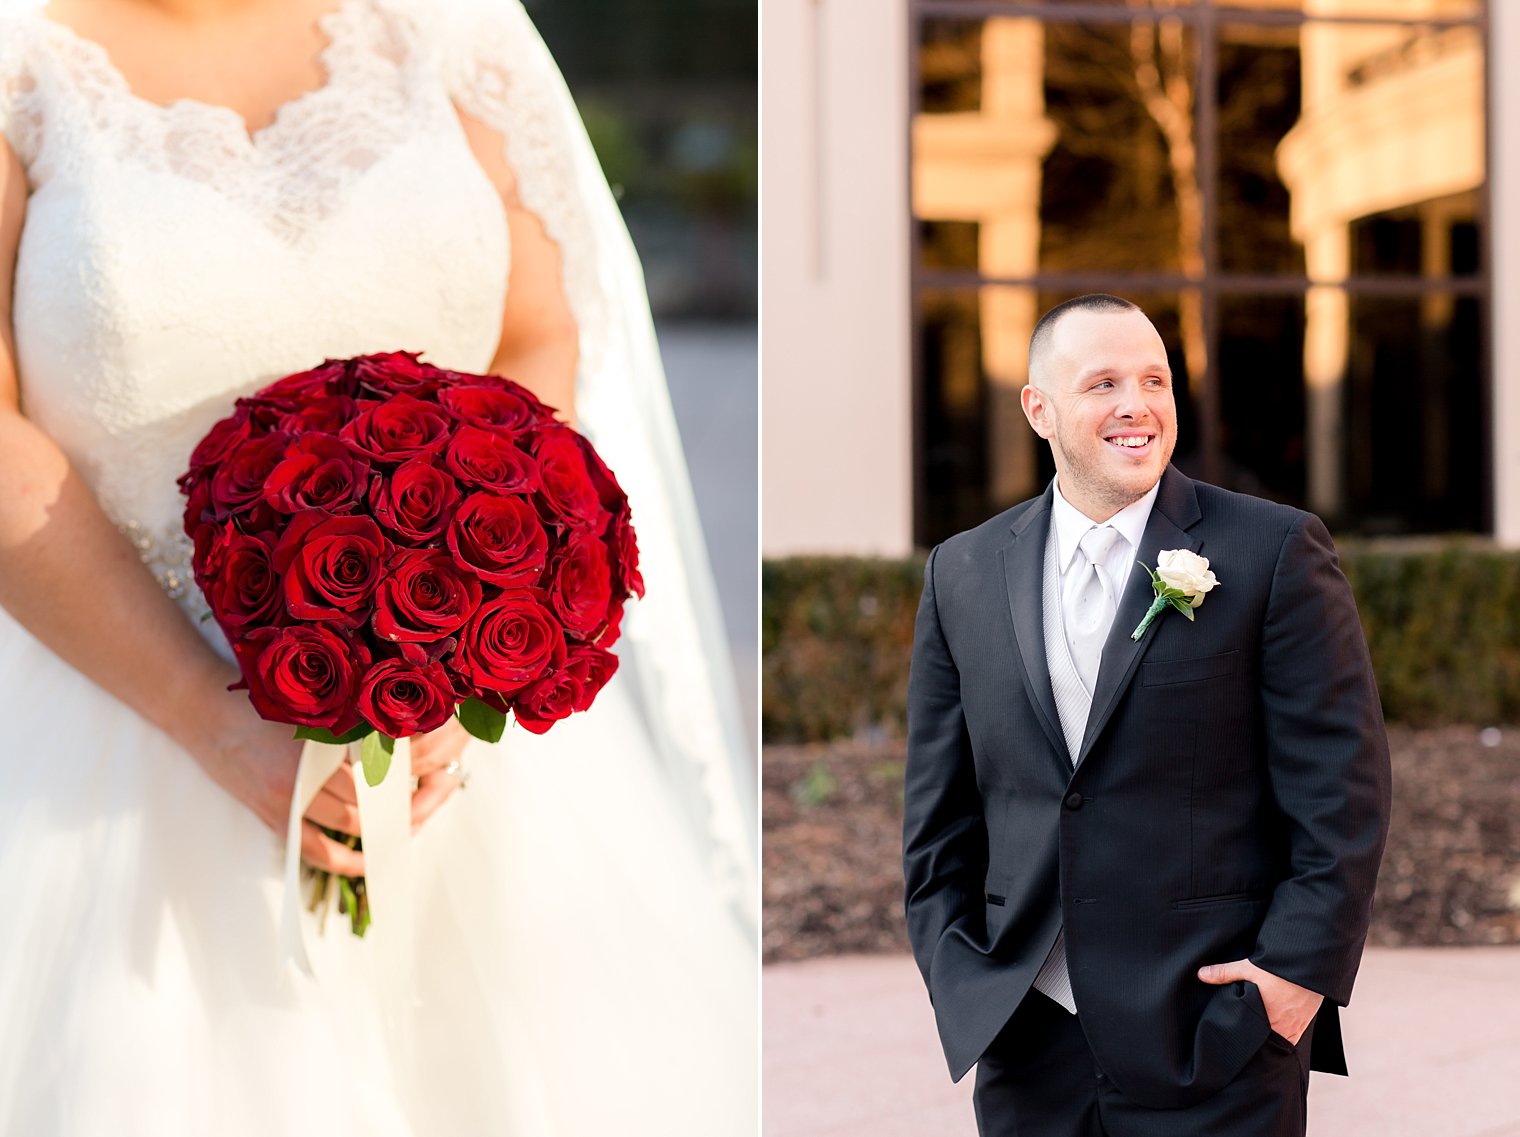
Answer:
[
  {"left": 761, "top": 558, "right": 924, "bottom": 743},
  {"left": 1341, "top": 541, "right": 1520, "bottom": 727},
  {"left": 762, "top": 542, "right": 1520, "bottom": 743}
]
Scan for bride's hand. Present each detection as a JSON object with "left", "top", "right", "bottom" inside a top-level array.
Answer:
[
  {"left": 410, "top": 717, "right": 472, "bottom": 831},
  {"left": 303, "top": 716, "right": 473, "bottom": 837},
  {"left": 180, "top": 667, "right": 364, "bottom": 877}
]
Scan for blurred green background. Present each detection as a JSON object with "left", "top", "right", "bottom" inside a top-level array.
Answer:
[{"left": 531, "top": 0, "right": 757, "bottom": 319}]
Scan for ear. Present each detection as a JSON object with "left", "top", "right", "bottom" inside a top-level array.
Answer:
[{"left": 1021, "top": 383, "right": 1054, "bottom": 440}]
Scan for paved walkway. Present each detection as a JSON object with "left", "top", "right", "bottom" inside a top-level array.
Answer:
[{"left": 764, "top": 949, "right": 1520, "bottom": 1137}]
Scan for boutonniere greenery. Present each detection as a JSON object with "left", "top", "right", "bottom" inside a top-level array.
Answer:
[{"left": 1130, "top": 549, "right": 1219, "bottom": 642}]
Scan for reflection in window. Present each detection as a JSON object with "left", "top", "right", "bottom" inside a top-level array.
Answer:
[
  {"left": 910, "top": 1, "right": 1488, "bottom": 544},
  {"left": 1346, "top": 294, "right": 1484, "bottom": 533}
]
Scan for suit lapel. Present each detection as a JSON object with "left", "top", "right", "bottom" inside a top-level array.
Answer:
[
  {"left": 998, "top": 489, "right": 1069, "bottom": 768},
  {"left": 1077, "top": 467, "right": 1204, "bottom": 763}
]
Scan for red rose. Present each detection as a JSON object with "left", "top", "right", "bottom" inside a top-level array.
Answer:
[
  {"left": 341, "top": 394, "right": 453, "bottom": 463},
  {"left": 548, "top": 533, "right": 613, "bottom": 640},
  {"left": 263, "top": 433, "right": 372, "bottom": 514},
  {"left": 566, "top": 642, "right": 619, "bottom": 710},
  {"left": 438, "top": 383, "right": 554, "bottom": 431},
  {"left": 257, "top": 359, "right": 354, "bottom": 403},
  {"left": 512, "top": 643, "right": 619, "bottom": 734},
  {"left": 190, "top": 515, "right": 232, "bottom": 584},
  {"left": 370, "top": 456, "right": 461, "bottom": 544},
  {"left": 373, "top": 549, "right": 482, "bottom": 643},
  {"left": 446, "top": 492, "right": 549, "bottom": 585},
  {"left": 434, "top": 370, "right": 542, "bottom": 394},
  {"left": 232, "top": 624, "right": 367, "bottom": 733},
  {"left": 230, "top": 397, "right": 289, "bottom": 432},
  {"left": 511, "top": 671, "right": 578, "bottom": 734},
  {"left": 600, "top": 599, "right": 626, "bottom": 647},
  {"left": 454, "top": 590, "right": 566, "bottom": 696},
  {"left": 207, "top": 433, "right": 291, "bottom": 519},
  {"left": 274, "top": 511, "right": 389, "bottom": 627},
  {"left": 277, "top": 395, "right": 359, "bottom": 436},
  {"left": 181, "top": 475, "right": 217, "bottom": 539},
  {"left": 357, "top": 650, "right": 457, "bottom": 737},
  {"left": 181, "top": 407, "right": 254, "bottom": 486},
  {"left": 574, "top": 432, "right": 630, "bottom": 512},
  {"left": 354, "top": 352, "right": 442, "bottom": 399},
  {"left": 607, "top": 505, "right": 645, "bottom": 599},
  {"left": 530, "top": 426, "right": 601, "bottom": 530},
  {"left": 204, "top": 528, "right": 284, "bottom": 632},
  {"left": 444, "top": 425, "right": 541, "bottom": 494}
]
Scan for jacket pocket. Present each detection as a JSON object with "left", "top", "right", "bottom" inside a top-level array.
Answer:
[
  {"left": 985, "top": 872, "right": 1009, "bottom": 907},
  {"left": 1171, "top": 889, "right": 1271, "bottom": 910},
  {"left": 1141, "top": 649, "right": 1240, "bottom": 687}
]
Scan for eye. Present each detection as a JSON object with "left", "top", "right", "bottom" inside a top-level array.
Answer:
[{"left": 1091, "top": 379, "right": 1115, "bottom": 391}]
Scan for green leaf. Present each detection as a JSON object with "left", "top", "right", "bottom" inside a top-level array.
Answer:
[
  {"left": 294, "top": 723, "right": 374, "bottom": 746},
  {"left": 359, "top": 732, "right": 395, "bottom": 786},
  {"left": 1172, "top": 598, "right": 1197, "bottom": 620},
  {"left": 457, "top": 697, "right": 508, "bottom": 744}
]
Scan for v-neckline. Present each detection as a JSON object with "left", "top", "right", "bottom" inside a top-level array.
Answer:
[{"left": 33, "top": 0, "right": 360, "bottom": 150}]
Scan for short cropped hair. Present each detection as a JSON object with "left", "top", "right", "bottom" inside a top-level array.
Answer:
[{"left": 1027, "top": 293, "right": 1140, "bottom": 386}]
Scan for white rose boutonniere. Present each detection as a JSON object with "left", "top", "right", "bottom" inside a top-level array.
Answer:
[{"left": 1130, "top": 549, "right": 1219, "bottom": 641}]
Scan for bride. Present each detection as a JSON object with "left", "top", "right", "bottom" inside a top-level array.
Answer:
[{"left": 0, "top": 0, "right": 757, "bottom": 1132}]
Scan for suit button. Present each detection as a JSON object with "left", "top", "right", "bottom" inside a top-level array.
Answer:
[{"left": 1065, "top": 792, "right": 1083, "bottom": 810}]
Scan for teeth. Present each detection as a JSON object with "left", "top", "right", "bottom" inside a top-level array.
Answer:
[{"left": 1108, "top": 436, "right": 1150, "bottom": 448}]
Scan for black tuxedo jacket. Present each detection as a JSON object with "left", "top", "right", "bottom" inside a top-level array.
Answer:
[{"left": 902, "top": 467, "right": 1391, "bottom": 1110}]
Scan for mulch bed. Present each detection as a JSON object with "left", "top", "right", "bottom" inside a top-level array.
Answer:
[{"left": 762, "top": 724, "right": 1520, "bottom": 963}]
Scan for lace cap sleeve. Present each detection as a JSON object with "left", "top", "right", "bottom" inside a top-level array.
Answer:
[
  {"left": 410, "top": 0, "right": 612, "bottom": 375},
  {"left": 0, "top": 10, "right": 43, "bottom": 167}
]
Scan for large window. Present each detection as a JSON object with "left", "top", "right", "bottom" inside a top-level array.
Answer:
[{"left": 910, "top": 0, "right": 1487, "bottom": 544}]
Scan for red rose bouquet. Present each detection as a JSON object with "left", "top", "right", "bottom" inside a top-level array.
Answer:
[{"left": 178, "top": 352, "right": 642, "bottom": 932}]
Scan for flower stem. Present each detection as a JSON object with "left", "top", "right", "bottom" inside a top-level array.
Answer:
[
  {"left": 1131, "top": 594, "right": 1170, "bottom": 642},
  {"left": 307, "top": 868, "right": 333, "bottom": 934}
]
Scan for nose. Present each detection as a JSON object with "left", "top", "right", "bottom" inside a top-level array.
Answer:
[{"left": 1112, "top": 377, "right": 1149, "bottom": 419}]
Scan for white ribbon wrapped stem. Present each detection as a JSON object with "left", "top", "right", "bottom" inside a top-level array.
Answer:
[{"left": 279, "top": 735, "right": 416, "bottom": 992}]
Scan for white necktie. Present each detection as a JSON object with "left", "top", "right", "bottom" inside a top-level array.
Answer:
[
  {"left": 1066, "top": 526, "right": 1122, "bottom": 695},
  {"left": 1034, "top": 524, "right": 1123, "bottom": 1013}
]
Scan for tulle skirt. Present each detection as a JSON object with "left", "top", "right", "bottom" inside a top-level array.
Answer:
[{"left": 0, "top": 607, "right": 757, "bottom": 1136}]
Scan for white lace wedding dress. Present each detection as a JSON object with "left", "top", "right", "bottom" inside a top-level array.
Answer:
[{"left": 0, "top": 1, "right": 757, "bottom": 1133}]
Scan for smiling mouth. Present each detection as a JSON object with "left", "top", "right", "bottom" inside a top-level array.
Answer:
[{"left": 1105, "top": 434, "right": 1155, "bottom": 452}]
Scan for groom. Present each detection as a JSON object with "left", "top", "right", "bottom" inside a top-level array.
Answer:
[{"left": 902, "top": 294, "right": 1392, "bottom": 1136}]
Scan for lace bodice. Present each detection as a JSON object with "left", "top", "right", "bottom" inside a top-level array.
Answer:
[{"left": 0, "top": 0, "right": 510, "bottom": 619}]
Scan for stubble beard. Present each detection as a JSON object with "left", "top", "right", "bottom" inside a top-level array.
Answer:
[{"left": 1052, "top": 429, "right": 1169, "bottom": 520}]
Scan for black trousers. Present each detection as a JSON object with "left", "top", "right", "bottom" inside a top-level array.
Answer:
[{"left": 973, "top": 991, "right": 1313, "bottom": 1137}]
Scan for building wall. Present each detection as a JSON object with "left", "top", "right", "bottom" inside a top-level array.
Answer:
[{"left": 760, "top": 0, "right": 914, "bottom": 556}]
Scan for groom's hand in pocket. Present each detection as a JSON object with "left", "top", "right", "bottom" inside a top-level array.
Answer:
[{"left": 1197, "top": 958, "right": 1324, "bottom": 1044}]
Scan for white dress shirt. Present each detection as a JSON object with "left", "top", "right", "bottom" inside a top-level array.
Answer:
[{"left": 1049, "top": 477, "right": 1160, "bottom": 628}]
